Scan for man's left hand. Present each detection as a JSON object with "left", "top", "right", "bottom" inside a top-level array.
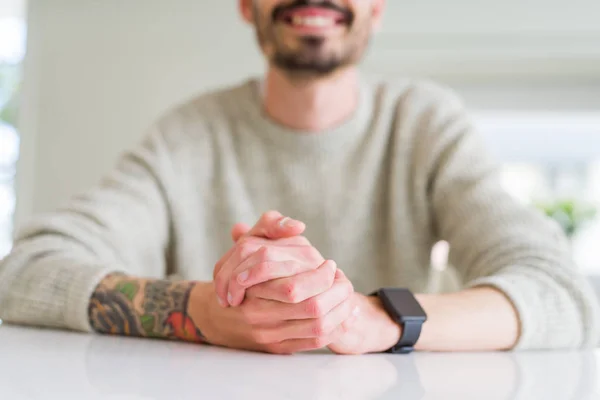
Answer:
[
  {"left": 327, "top": 293, "right": 402, "bottom": 355},
  {"left": 224, "top": 212, "right": 403, "bottom": 355}
]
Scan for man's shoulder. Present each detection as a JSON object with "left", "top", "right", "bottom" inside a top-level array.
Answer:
[
  {"left": 141, "top": 78, "right": 257, "bottom": 155},
  {"left": 158, "top": 78, "right": 256, "bottom": 128},
  {"left": 367, "top": 75, "right": 475, "bottom": 155},
  {"left": 366, "top": 75, "right": 465, "bottom": 114}
]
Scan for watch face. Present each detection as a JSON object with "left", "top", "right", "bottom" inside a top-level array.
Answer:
[{"left": 383, "top": 289, "right": 427, "bottom": 322}]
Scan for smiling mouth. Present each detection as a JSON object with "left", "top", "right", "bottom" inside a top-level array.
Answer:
[
  {"left": 277, "top": 6, "right": 351, "bottom": 29},
  {"left": 282, "top": 14, "right": 347, "bottom": 28}
]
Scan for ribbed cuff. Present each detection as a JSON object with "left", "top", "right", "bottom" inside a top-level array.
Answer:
[
  {"left": 466, "top": 266, "right": 588, "bottom": 350},
  {"left": 0, "top": 252, "right": 115, "bottom": 333},
  {"left": 65, "top": 265, "right": 117, "bottom": 332}
]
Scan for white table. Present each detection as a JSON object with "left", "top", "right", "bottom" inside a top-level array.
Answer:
[{"left": 0, "top": 325, "right": 598, "bottom": 400}]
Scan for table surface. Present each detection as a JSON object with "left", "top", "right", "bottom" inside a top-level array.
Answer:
[{"left": 0, "top": 325, "right": 598, "bottom": 400}]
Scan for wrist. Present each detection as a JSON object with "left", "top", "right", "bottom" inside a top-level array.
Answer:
[
  {"left": 188, "top": 281, "right": 216, "bottom": 341},
  {"left": 364, "top": 294, "right": 402, "bottom": 353}
]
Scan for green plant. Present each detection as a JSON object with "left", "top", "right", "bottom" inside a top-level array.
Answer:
[
  {"left": 0, "top": 63, "right": 21, "bottom": 126},
  {"left": 536, "top": 199, "right": 597, "bottom": 238},
  {"left": 0, "top": 84, "right": 19, "bottom": 126}
]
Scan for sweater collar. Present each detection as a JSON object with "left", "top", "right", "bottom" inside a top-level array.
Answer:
[{"left": 239, "top": 76, "right": 375, "bottom": 155}]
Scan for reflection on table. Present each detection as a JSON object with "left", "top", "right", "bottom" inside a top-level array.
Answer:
[{"left": 0, "top": 326, "right": 597, "bottom": 400}]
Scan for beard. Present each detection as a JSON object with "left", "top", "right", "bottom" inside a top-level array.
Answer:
[{"left": 252, "top": 1, "right": 372, "bottom": 78}]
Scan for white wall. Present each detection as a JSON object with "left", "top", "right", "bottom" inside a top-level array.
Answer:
[
  {"left": 15, "top": 0, "right": 600, "bottom": 225},
  {"left": 0, "top": 0, "right": 25, "bottom": 18},
  {"left": 16, "top": 0, "right": 265, "bottom": 224}
]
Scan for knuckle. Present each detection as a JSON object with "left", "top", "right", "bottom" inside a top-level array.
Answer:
[
  {"left": 238, "top": 241, "right": 258, "bottom": 259},
  {"left": 262, "top": 210, "right": 281, "bottom": 222},
  {"left": 310, "top": 319, "right": 329, "bottom": 337},
  {"left": 250, "top": 329, "right": 269, "bottom": 344},
  {"left": 240, "top": 307, "right": 259, "bottom": 325},
  {"left": 280, "top": 282, "right": 300, "bottom": 303},
  {"left": 323, "top": 268, "right": 336, "bottom": 287},
  {"left": 254, "top": 261, "right": 272, "bottom": 277},
  {"left": 308, "top": 336, "right": 329, "bottom": 349},
  {"left": 304, "top": 297, "right": 326, "bottom": 318},
  {"left": 258, "top": 246, "right": 272, "bottom": 260}
]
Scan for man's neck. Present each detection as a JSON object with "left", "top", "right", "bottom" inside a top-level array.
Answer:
[{"left": 262, "top": 67, "right": 361, "bottom": 132}]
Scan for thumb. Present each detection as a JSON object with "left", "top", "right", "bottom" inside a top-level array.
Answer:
[
  {"left": 246, "top": 210, "right": 306, "bottom": 240},
  {"left": 231, "top": 223, "right": 252, "bottom": 242}
]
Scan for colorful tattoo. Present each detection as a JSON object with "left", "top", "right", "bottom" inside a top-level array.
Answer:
[{"left": 88, "top": 275, "right": 205, "bottom": 343}]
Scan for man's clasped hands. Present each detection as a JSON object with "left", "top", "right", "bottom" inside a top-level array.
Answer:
[{"left": 189, "top": 211, "right": 402, "bottom": 355}]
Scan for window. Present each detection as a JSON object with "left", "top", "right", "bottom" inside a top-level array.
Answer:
[
  {"left": 364, "top": 0, "right": 600, "bottom": 276},
  {"left": 475, "top": 112, "right": 600, "bottom": 275},
  {"left": 0, "top": 5, "right": 26, "bottom": 258}
]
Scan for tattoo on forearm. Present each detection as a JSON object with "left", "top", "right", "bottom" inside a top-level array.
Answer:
[{"left": 88, "top": 275, "right": 205, "bottom": 343}]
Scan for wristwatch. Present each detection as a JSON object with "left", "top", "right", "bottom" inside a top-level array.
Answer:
[{"left": 371, "top": 288, "right": 427, "bottom": 354}]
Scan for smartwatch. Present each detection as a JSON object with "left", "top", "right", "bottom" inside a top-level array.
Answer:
[{"left": 371, "top": 288, "right": 427, "bottom": 354}]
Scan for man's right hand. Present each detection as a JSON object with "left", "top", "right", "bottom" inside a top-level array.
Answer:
[
  {"left": 190, "top": 211, "right": 359, "bottom": 354},
  {"left": 189, "top": 268, "right": 358, "bottom": 354}
]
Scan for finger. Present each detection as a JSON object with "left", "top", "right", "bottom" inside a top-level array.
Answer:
[
  {"left": 258, "top": 296, "right": 356, "bottom": 343},
  {"left": 246, "top": 211, "right": 306, "bottom": 240},
  {"left": 213, "top": 246, "right": 237, "bottom": 305},
  {"left": 247, "top": 260, "right": 337, "bottom": 304},
  {"left": 215, "top": 238, "right": 315, "bottom": 307},
  {"left": 214, "top": 243, "right": 264, "bottom": 307},
  {"left": 267, "top": 313, "right": 359, "bottom": 355},
  {"left": 228, "top": 244, "right": 323, "bottom": 306},
  {"left": 228, "top": 260, "right": 306, "bottom": 307},
  {"left": 215, "top": 236, "right": 310, "bottom": 281},
  {"left": 244, "top": 270, "right": 353, "bottom": 323},
  {"left": 231, "top": 223, "right": 252, "bottom": 242},
  {"left": 228, "top": 245, "right": 323, "bottom": 306},
  {"left": 217, "top": 244, "right": 295, "bottom": 306}
]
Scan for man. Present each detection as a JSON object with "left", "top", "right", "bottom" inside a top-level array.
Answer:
[{"left": 0, "top": 0, "right": 598, "bottom": 354}]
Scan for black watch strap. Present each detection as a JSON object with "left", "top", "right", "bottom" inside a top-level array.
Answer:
[
  {"left": 370, "top": 288, "right": 427, "bottom": 354},
  {"left": 388, "top": 319, "right": 423, "bottom": 354}
]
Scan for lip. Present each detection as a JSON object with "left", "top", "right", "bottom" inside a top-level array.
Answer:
[
  {"left": 282, "top": 23, "right": 344, "bottom": 36},
  {"left": 280, "top": 6, "right": 348, "bottom": 23},
  {"left": 276, "top": 6, "right": 350, "bottom": 36},
  {"left": 274, "top": 5, "right": 352, "bottom": 28}
]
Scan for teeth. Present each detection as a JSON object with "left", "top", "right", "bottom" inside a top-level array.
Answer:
[{"left": 291, "top": 16, "right": 334, "bottom": 27}]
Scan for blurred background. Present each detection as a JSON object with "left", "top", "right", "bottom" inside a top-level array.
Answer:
[{"left": 0, "top": 1, "right": 599, "bottom": 276}]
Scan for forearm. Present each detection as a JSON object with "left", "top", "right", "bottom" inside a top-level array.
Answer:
[
  {"left": 88, "top": 274, "right": 207, "bottom": 342},
  {"left": 414, "top": 287, "right": 520, "bottom": 351}
]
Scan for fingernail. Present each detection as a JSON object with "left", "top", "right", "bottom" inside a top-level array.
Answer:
[
  {"left": 352, "top": 306, "right": 361, "bottom": 317},
  {"left": 217, "top": 296, "right": 227, "bottom": 307},
  {"left": 278, "top": 217, "right": 291, "bottom": 228},
  {"left": 227, "top": 292, "right": 233, "bottom": 305},
  {"left": 238, "top": 270, "right": 249, "bottom": 283},
  {"left": 279, "top": 217, "right": 302, "bottom": 229}
]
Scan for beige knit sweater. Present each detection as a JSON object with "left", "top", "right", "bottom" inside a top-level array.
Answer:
[{"left": 0, "top": 77, "right": 598, "bottom": 349}]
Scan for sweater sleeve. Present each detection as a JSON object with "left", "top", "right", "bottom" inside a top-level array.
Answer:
[
  {"left": 0, "top": 127, "right": 174, "bottom": 332},
  {"left": 425, "top": 90, "right": 600, "bottom": 350}
]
